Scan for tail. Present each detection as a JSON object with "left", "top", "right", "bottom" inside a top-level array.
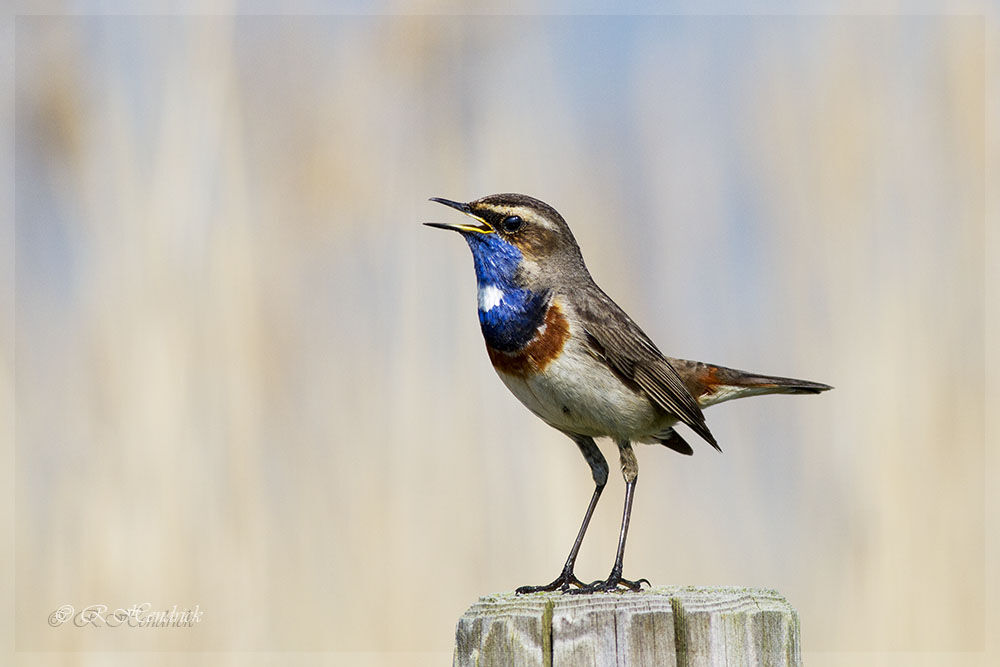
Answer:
[
  {"left": 669, "top": 358, "right": 832, "bottom": 408},
  {"left": 733, "top": 372, "right": 833, "bottom": 395}
]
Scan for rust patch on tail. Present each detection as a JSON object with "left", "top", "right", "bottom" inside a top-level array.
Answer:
[
  {"left": 682, "top": 363, "right": 723, "bottom": 400},
  {"left": 487, "top": 301, "right": 570, "bottom": 378},
  {"left": 682, "top": 362, "right": 779, "bottom": 401}
]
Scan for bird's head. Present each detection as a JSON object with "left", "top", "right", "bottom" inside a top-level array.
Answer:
[{"left": 424, "top": 193, "right": 586, "bottom": 290}]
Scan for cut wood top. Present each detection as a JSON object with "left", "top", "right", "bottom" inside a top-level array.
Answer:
[{"left": 455, "top": 586, "right": 801, "bottom": 666}]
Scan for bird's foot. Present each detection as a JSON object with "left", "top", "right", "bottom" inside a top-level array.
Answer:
[
  {"left": 515, "top": 569, "right": 588, "bottom": 594},
  {"left": 570, "top": 571, "right": 650, "bottom": 594}
]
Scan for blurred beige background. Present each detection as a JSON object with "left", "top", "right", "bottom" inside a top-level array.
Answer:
[{"left": 6, "top": 3, "right": 997, "bottom": 666}]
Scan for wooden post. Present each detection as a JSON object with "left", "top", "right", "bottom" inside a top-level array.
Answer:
[{"left": 454, "top": 586, "right": 801, "bottom": 666}]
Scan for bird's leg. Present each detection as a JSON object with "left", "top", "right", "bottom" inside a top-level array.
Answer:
[
  {"left": 516, "top": 436, "right": 607, "bottom": 594},
  {"left": 516, "top": 484, "right": 603, "bottom": 593},
  {"left": 573, "top": 441, "right": 650, "bottom": 594}
]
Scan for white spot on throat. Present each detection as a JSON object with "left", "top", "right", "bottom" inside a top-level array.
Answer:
[{"left": 478, "top": 284, "right": 505, "bottom": 312}]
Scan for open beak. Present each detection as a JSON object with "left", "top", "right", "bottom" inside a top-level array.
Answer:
[{"left": 424, "top": 197, "right": 495, "bottom": 234}]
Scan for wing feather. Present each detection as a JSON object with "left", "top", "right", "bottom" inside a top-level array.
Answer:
[{"left": 577, "top": 289, "right": 719, "bottom": 450}]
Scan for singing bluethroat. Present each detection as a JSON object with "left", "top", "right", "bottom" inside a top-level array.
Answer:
[{"left": 425, "top": 193, "right": 831, "bottom": 594}]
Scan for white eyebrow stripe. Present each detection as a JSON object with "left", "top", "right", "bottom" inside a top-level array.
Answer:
[{"left": 478, "top": 284, "right": 505, "bottom": 312}]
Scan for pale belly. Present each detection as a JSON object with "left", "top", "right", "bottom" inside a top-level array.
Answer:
[{"left": 493, "top": 337, "right": 676, "bottom": 442}]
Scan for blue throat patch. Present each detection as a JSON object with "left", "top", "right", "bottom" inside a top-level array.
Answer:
[{"left": 463, "top": 233, "right": 550, "bottom": 353}]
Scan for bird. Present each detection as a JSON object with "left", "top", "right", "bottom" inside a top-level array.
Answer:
[{"left": 425, "top": 193, "right": 831, "bottom": 594}]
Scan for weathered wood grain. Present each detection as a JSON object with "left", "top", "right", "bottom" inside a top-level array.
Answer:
[{"left": 454, "top": 586, "right": 800, "bottom": 666}]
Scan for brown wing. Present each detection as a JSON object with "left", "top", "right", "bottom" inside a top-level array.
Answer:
[{"left": 577, "top": 288, "right": 719, "bottom": 450}]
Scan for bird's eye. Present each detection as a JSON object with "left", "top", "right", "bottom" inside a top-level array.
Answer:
[{"left": 500, "top": 215, "right": 523, "bottom": 233}]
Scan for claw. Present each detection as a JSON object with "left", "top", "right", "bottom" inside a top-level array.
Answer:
[
  {"left": 568, "top": 574, "right": 650, "bottom": 594},
  {"left": 515, "top": 570, "right": 588, "bottom": 594}
]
